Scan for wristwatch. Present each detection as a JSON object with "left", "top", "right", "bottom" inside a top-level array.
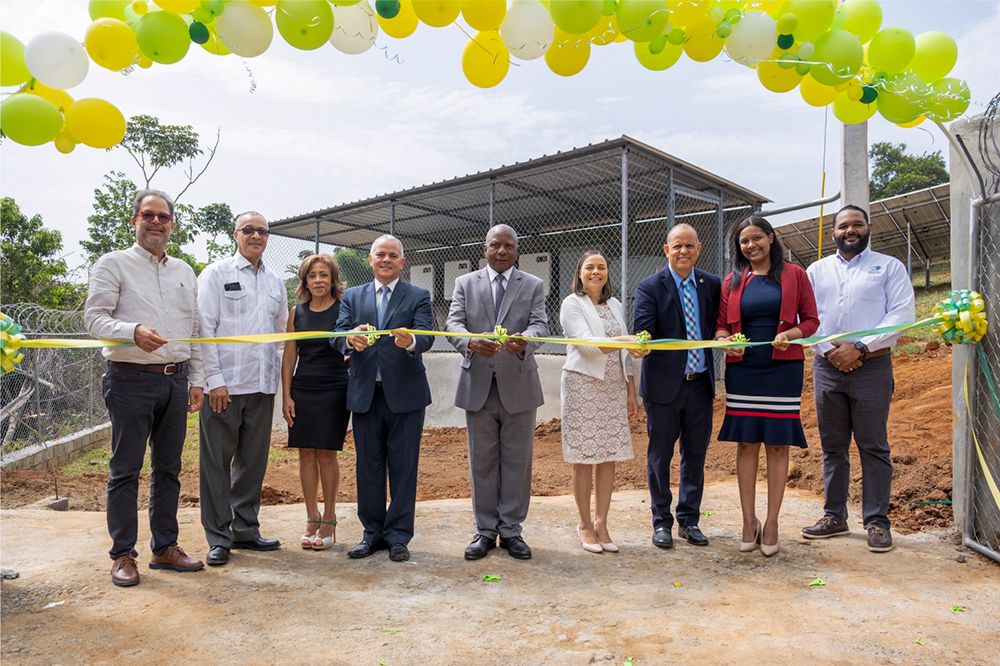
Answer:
[{"left": 853, "top": 341, "right": 869, "bottom": 360}]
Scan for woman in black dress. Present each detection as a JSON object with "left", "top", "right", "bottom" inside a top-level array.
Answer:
[
  {"left": 281, "top": 254, "right": 350, "bottom": 551},
  {"left": 715, "top": 217, "right": 819, "bottom": 557}
]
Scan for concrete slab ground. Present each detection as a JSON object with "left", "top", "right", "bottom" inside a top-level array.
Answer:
[{"left": 2, "top": 482, "right": 998, "bottom": 665}]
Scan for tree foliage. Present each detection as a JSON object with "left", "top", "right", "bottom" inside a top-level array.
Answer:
[
  {"left": 1, "top": 198, "right": 85, "bottom": 308},
  {"left": 869, "top": 141, "right": 949, "bottom": 200}
]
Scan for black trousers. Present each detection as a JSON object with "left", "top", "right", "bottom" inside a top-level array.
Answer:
[
  {"left": 645, "top": 374, "right": 714, "bottom": 530},
  {"left": 103, "top": 363, "right": 189, "bottom": 559},
  {"left": 351, "top": 385, "right": 424, "bottom": 547}
]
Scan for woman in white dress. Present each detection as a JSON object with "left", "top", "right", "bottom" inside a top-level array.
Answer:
[{"left": 560, "top": 251, "right": 646, "bottom": 553}]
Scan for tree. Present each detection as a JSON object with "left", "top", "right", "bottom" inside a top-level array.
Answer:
[
  {"left": 869, "top": 141, "right": 949, "bottom": 200},
  {"left": 83, "top": 115, "right": 226, "bottom": 273},
  {"left": 1, "top": 198, "right": 85, "bottom": 308}
]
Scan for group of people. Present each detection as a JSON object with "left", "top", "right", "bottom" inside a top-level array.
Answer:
[{"left": 85, "top": 188, "right": 914, "bottom": 588}]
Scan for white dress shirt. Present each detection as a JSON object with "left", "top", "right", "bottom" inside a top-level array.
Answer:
[
  {"left": 85, "top": 244, "right": 205, "bottom": 387},
  {"left": 197, "top": 252, "right": 288, "bottom": 395},
  {"left": 807, "top": 247, "right": 915, "bottom": 355}
]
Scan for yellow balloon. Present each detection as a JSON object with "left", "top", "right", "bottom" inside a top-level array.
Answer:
[
  {"left": 461, "top": 0, "right": 505, "bottom": 31},
  {"left": 586, "top": 15, "right": 618, "bottom": 46},
  {"left": 897, "top": 114, "right": 926, "bottom": 128},
  {"left": 832, "top": 92, "right": 877, "bottom": 123},
  {"left": 545, "top": 31, "right": 590, "bottom": 76},
  {"left": 85, "top": 18, "right": 140, "bottom": 70},
  {"left": 25, "top": 81, "right": 74, "bottom": 111},
  {"left": 800, "top": 74, "right": 838, "bottom": 106},
  {"left": 669, "top": 0, "right": 708, "bottom": 28},
  {"left": 249, "top": 0, "right": 279, "bottom": 5},
  {"left": 201, "top": 22, "right": 231, "bottom": 55},
  {"left": 412, "top": 0, "right": 460, "bottom": 28},
  {"left": 634, "top": 38, "right": 683, "bottom": 71},
  {"left": 461, "top": 30, "right": 509, "bottom": 88},
  {"left": 683, "top": 19, "right": 724, "bottom": 62},
  {"left": 155, "top": 0, "right": 200, "bottom": 11},
  {"left": 757, "top": 58, "right": 802, "bottom": 93},
  {"left": 54, "top": 129, "right": 77, "bottom": 154},
  {"left": 379, "top": 0, "right": 419, "bottom": 38},
  {"left": 138, "top": 54, "right": 154, "bottom": 67},
  {"left": 64, "top": 98, "right": 127, "bottom": 148}
]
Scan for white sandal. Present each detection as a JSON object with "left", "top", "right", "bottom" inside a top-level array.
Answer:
[
  {"left": 310, "top": 518, "right": 337, "bottom": 551},
  {"left": 301, "top": 519, "right": 320, "bottom": 549}
]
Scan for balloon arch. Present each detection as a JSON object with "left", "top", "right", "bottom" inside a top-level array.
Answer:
[{"left": 0, "top": 0, "right": 973, "bottom": 152}]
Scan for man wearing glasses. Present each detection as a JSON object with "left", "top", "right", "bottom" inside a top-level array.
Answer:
[
  {"left": 196, "top": 212, "right": 288, "bottom": 566},
  {"left": 86, "top": 189, "right": 207, "bottom": 587}
]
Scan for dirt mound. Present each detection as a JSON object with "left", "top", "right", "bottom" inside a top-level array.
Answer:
[{"left": 1, "top": 348, "right": 955, "bottom": 533}]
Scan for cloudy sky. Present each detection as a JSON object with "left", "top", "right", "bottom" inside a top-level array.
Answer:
[{"left": 1, "top": 0, "right": 997, "bottom": 267}]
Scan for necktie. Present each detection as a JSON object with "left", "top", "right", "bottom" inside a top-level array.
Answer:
[
  {"left": 494, "top": 274, "right": 505, "bottom": 321},
  {"left": 681, "top": 278, "right": 701, "bottom": 373},
  {"left": 377, "top": 285, "right": 389, "bottom": 328}
]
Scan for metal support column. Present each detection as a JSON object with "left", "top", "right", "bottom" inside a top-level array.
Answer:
[
  {"left": 489, "top": 180, "right": 495, "bottom": 227},
  {"left": 621, "top": 147, "right": 629, "bottom": 302},
  {"left": 314, "top": 219, "right": 320, "bottom": 255},
  {"left": 389, "top": 200, "right": 396, "bottom": 236},
  {"left": 906, "top": 221, "right": 913, "bottom": 277},
  {"left": 716, "top": 190, "right": 725, "bottom": 277}
]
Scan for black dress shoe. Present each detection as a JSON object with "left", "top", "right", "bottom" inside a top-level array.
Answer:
[
  {"left": 678, "top": 525, "right": 709, "bottom": 546},
  {"left": 231, "top": 536, "right": 281, "bottom": 551},
  {"left": 206, "top": 545, "right": 230, "bottom": 566},
  {"left": 388, "top": 544, "right": 410, "bottom": 562},
  {"left": 652, "top": 527, "right": 674, "bottom": 549},
  {"left": 464, "top": 535, "right": 496, "bottom": 560},
  {"left": 347, "top": 540, "right": 385, "bottom": 559},
  {"left": 499, "top": 536, "right": 532, "bottom": 560}
]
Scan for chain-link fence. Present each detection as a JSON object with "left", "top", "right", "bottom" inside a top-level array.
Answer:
[
  {"left": 969, "top": 198, "right": 1000, "bottom": 560},
  {"left": 0, "top": 303, "right": 105, "bottom": 463},
  {"left": 267, "top": 138, "right": 764, "bottom": 354}
]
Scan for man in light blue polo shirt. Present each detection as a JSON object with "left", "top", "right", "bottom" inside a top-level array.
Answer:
[{"left": 801, "top": 205, "right": 915, "bottom": 553}]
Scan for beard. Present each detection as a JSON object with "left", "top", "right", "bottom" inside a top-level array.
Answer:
[{"left": 835, "top": 229, "right": 870, "bottom": 255}]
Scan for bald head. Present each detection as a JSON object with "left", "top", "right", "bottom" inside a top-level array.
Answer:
[
  {"left": 484, "top": 224, "right": 519, "bottom": 273},
  {"left": 666, "top": 223, "right": 699, "bottom": 244},
  {"left": 663, "top": 223, "right": 702, "bottom": 278}
]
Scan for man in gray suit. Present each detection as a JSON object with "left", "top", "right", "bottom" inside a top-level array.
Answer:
[{"left": 446, "top": 224, "right": 548, "bottom": 560}]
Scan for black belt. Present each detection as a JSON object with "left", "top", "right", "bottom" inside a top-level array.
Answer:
[
  {"left": 109, "top": 360, "right": 186, "bottom": 375},
  {"left": 683, "top": 371, "right": 707, "bottom": 381}
]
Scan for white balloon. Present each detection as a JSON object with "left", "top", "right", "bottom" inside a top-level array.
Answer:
[
  {"left": 216, "top": 0, "right": 273, "bottom": 58},
  {"left": 24, "top": 31, "right": 89, "bottom": 89},
  {"left": 500, "top": 0, "right": 553, "bottom": 61},
  {"left": 330, "top": 0, "right": 378, "bottom": 55},
  {"left": 725, "top": 11, "right": 777, "bottom": 67}
]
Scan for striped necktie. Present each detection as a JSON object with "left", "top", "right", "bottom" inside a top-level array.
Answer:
[{"left": 681, "top": 278, "right": 701, "bottom": 373}]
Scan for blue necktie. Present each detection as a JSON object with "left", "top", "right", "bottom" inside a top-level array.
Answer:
[
  {"left": 377, "top": 285, "right": 389, "bottom": 329},
  {"left": 494, "top": 274, "right": 506, "bottom": 321},
  {"left": 681, "top": 278, "right": 701, "bottom": 373}
]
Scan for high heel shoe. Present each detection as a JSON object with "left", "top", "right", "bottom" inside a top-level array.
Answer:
[
  {"left": 761, "top": 521, "right": 779, "bottom": 557},
  {"left": 301, "top": 519, "right": 320, "bottom": 549},
  {"left": 739, "top": 520, "right": 762, "bottom": 553},
  {"left": 577, "top": 525, "right": 603, "bottom": 554},
  {"left": 311, "top": 518, "right": 337, "bottom": 551}
]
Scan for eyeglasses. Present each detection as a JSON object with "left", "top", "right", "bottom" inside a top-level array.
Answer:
[
  {"left": 237, "top": 227, "right": 270, "bottom": 237},
  {"left": 138, "top": 211, "right": 173, "bottom": 223}
]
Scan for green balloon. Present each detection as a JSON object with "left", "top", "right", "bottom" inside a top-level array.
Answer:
[
  {"left": 876, "top": 74, "right": 924, "bottom": 123},
  {"left": 189, "top": 21, "right": 210, "bottom": 44},
  {"left": 0, "top": 31, "right": 31, "bottom": 87},
  {"left": 795, "top": 61, "right": 811, "bottom": 76},
  {"left": 666, "top": 28, "right": 685, "bottom": 46},
  {"left": 868, "top": 27, "right": 915, "bottom": 75},
  {"left": 136, "top": 10, "right": 191, "bottom": 64},
  {"left": 926, "top": 77, "right": 971, "bottom": 121},
  {"left": 778, "top": 52, "right": 799, "bottom": 69},
  {"left": 375, "top": 0, "right": 401, "bottom": 20},
  {"left": 275, "top": 0, "right": 333, "bottom": 51},
  {"left": 810, "top": 29, "right": 863, "bottom": 86},
  {"left": 715, "top": 21, "right": 732, "bottom": 39},
  {"left": 0, "top": 94, "right": 63, "bottom": 146},
  {"left": 633, "top": 38, "right": 682, "bottom": 71},
  {"left": 616, "top": 0, "right": 669, "bottom": 43},
  {"left": 777, "top": 33, "right": 794, "bottom": 50},
  {"left": 648, "top": 34, "right": 667, "bottom": 55},
  {"left": 191, "top": 7, "right": 214, "bottom": 24},
  {"left": 860, "top": 85, "right": 878, "bottom": 104},
  {"left": 89, "top": 0, "right": 130, "bottom": 21},
  {"left": 550, "top": 0, "right": 604, "bottom": 35},
  {"left": 202, "top": 0, "right": 225, "bottom": 18}
]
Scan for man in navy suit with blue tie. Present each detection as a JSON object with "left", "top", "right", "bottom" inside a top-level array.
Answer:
[
  {"left": 633, "top": 223, "right": 721, "bottom": 549},
  {"left": 335, "top": 234, "right": 433, "bottom": 562}
]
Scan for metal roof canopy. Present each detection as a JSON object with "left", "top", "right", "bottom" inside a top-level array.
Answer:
[
  {"left": 778, "top": 183, "right": 951, "bottom": 279},
  {"left": 269, "top": 135, "right": 769, "bottom": 253}
]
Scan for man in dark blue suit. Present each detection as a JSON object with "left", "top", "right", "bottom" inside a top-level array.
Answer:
[
  {"left": 334, "top": 234, "right": 433, "bottom": 562},
  {"left": 633, "top": 223, "right": 722, "bottom": 549}
]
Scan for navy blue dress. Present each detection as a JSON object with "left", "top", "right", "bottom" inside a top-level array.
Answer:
[
  {"left": 288, "top": 302, "right": 350, "bottom": 450},
  {"left": 718, "top": 275, "right": 807, "bottom": 448}
]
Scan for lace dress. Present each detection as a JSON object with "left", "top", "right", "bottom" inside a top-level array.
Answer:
[{"left": 560, "top": 304, "right": 635, "bottom": 464}]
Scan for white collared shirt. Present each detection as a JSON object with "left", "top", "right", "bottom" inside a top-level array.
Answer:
[
  {"left": 85, "top": 244, "right": 205, "bottom": 387},
  {"left": 806, "top": 247, "right": 915, "bottom": 355},
  {"left": 197, "top": 252, "right": 288, "bottom": 394},
  {"left": 485, "top": 265, "right": 514, "bottom": 309}
]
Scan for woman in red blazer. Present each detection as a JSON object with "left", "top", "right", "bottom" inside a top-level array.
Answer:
[{"left": 715, "top": 216, "right": 819, "bottom": 557}]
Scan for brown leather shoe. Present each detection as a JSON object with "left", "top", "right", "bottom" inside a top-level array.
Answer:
[
  {"left": 801, "top": 516, "right": 850, "bottom": 539},
  {"left": 111, "top": 555, "right": 140, "bottom": 587},
  {"left": 149, "top": 545, "right": 205, "bottom": 572},
  {"left": 867, "top": 526, "right": 894, "bottom": 552}
]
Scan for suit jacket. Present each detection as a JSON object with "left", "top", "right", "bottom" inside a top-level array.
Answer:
[
  {"left": 333, "top": 280, "right": 433, "bottom": 414},
  {"left": 559, "top": 292, "right": 634, "bottom": 381},
  {"left": 632, "top": 266, "right": 722, "bottom": 405},
  {"left": 445, "top": 267, "right": 548, "bottom": 414},
  {"left": 717, "top": 264, "right": 820, "bottom": 363}
]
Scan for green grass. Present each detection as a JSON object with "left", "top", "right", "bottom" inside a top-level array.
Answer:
[{"left": 900, "top": 262, "right": 952, "bottom": 347}]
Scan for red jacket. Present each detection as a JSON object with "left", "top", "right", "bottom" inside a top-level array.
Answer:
[{"left": 716, "top": 263, "right": 820, "bottom": 363}]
